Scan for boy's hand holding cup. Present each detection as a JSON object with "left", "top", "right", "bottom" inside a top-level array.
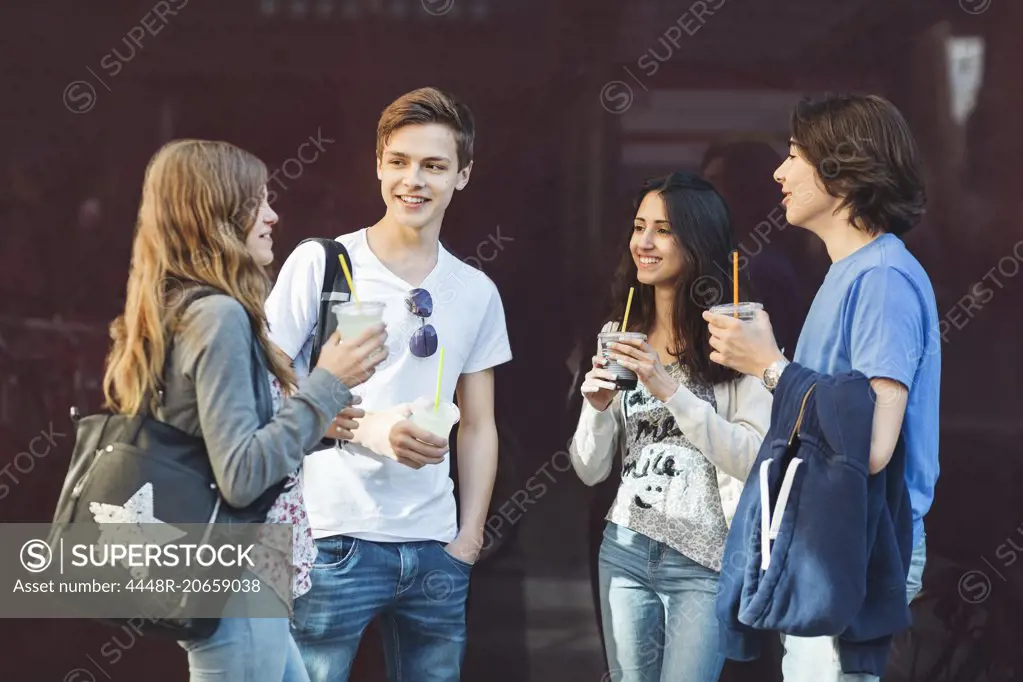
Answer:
[
  {"left": 704, "top": 303, "right": 784, "bottom": 378},
  {"left": 351, "top": 403, "right": 450, "bottom": 470}
]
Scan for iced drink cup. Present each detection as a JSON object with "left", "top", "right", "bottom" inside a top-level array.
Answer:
[
  {"left": 598, "top": 331, "right": 648, "bottom": 391},
  {"left": 333, "top": 301, "right": 386, "bottom": 340},
  {"left": 410, "top": 396, "right": 460, "bottom": 444},
  {"left": 709, "top": 302, "right": 763, "bottom": 321}
]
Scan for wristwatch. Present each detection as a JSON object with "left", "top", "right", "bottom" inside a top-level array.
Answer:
[{"left": 762, "top": 359, "right": 790, "bottom": 392}]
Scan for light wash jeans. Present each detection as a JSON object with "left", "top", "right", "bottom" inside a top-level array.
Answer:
[
  {"left": 780, "top": 532, "right": 927, "bottom": 682},
  {"left": 179, "top": 618, "right": 309, "bottom": 682},
  {"left": 598, "top": 522, "right": 725, "bottom": 682},
  {"left": 178, "top": 575, "right": 309, "bottom": 682}
]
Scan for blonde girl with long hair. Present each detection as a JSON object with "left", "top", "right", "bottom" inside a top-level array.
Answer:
[{"left": 104, "top": 139, "right": 387, "bottom": 681}]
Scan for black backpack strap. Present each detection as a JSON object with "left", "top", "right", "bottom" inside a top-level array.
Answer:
[{"left": 296, "top": 238, "right": 353, "bottom": 369}]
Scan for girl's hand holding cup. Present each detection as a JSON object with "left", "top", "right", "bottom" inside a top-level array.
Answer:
[
  {"left": 608, "top": 339, "right": 678, "bottom": 403},
  {"left": 315, "top": 323, "right": 388, "bottom": 389},
  {"left": 580, "top": 353, "right": 619, "bottom": 412}
]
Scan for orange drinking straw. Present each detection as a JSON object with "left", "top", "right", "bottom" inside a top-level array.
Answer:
[
  {"left": 622, "top": 287, "right": 635, "bottom": 331},
  {"left": 732, "top": 250, "right": 739, "bottom": 318}
]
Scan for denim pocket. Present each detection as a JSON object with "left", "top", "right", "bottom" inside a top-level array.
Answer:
[
  {"left": 436, "top": 542, "right": 475, "bottom": 571},
  {"left": 312, "top": 535, "right": 359, "bottom": 570}
]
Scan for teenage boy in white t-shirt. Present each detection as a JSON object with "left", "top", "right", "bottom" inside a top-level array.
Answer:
[{"left": 265, "top": 87, "right": 512, "bottom": 682}]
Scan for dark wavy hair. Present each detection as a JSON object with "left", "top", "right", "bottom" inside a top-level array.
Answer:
[
  {"left": 607, "top": 173, "right": 745, "bottom": 387},
  {"left": 789, "top": 94, "right": 926, "bottom": 236}
]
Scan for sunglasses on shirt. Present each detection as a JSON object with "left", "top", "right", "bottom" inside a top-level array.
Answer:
[{"left": 405, "top": 288, "right": 438, "bottom": 358}]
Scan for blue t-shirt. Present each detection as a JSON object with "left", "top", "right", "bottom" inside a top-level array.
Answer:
[{"left": 794, "top": 233, "right": 940, "bottom": 548}]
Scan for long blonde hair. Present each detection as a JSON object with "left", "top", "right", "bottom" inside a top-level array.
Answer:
[{"left": 103, "top": 139, "right": 295, "bottom": 414}]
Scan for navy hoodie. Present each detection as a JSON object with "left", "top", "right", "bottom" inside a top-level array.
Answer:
[{"left": 716, "top": 363, "right": 913, "bottom": 676}]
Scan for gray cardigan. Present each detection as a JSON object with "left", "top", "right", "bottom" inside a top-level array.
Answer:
[{"left": 156, "top": 294, "right": 351, "bottom": 508}]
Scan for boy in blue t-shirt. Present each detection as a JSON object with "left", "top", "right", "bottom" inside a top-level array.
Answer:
[{"left": 703, "top": 94, "right": 940, "bottom": 682}]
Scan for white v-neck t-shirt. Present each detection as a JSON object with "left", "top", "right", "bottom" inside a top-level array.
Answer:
[{"left": 265, "top": 228, "right": 512, "bottom": 543}]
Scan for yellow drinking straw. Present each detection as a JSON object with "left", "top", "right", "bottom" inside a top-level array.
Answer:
[
  {"left": 434, "top": 348, "right": 446, "bottom": 411},
  {"left": 622, "top": 287, "right": 635, "bottom": 332},
  {"left": 338, "top": 254, "right": 360, "bottom": 307},
  {"left": 732, "top": 250, "right": 739, "bottom": 318}
]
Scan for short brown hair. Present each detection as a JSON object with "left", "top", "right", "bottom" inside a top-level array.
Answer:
[
  {"left": 376, "top": 87, "right": 475, "bottom": 170},
  {"left": 790, "top": 94, "right": 926, "bottom": 236}
]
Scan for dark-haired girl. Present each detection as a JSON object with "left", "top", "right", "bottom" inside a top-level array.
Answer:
[{"left": 570, "top": 173, "right": 772, "bottom": 682}]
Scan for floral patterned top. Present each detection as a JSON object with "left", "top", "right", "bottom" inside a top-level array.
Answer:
[{"left": 251, "top": 373, "right": 317, "bottom": 608}]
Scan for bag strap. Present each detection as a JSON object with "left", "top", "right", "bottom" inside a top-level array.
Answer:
[{"left": 297, "top": 238, "right": 353, "bottom": 369}]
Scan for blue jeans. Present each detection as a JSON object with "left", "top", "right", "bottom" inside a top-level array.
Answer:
[
  {"left": 179, "top": 574, "right": 309, "bottom": 682},
  {"left": 292, "top": 535, "right": 472, "bottom": 682},
  {"left": 598, "top": 522, "right": 725, "bottom": 682},
  {"left": 781, "top": 532, "right": 928, "bottom": 682},
  {"left": 905, "top": 532, "right": 926, "bottom": 603},
  {"left": 179, "top": 619, "right": 309, "bottom": 682}
]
